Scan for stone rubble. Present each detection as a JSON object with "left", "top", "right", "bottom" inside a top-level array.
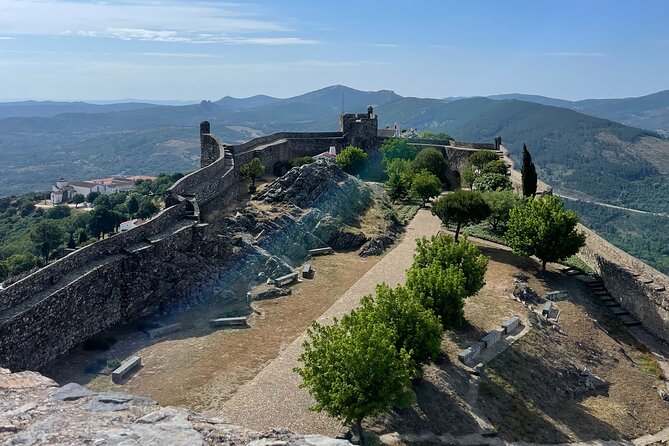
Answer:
[{"left": 0, "top": 367, "right": 351, "bottom": 446}]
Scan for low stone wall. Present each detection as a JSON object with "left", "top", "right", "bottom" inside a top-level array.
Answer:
[
  {"left": 577, "top": 225, "right": 669, "bottom": 340},
  {"left": 0, "top": 204, "right": 186, "bottom": 313},
  {"left": 233, "top": 131, "right": 343, "bottom": 154}
]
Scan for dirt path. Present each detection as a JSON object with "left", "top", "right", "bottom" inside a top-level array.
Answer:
[{"left": 220, "top": 209, "right": 443, "bottom": 436}]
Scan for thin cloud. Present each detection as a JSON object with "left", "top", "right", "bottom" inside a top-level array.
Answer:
[
  {"left": 0, "top": 37, "right": 15, "bottom": 40},
  {"left": 139, "top": 52, "right": 221, "bottom": 59},
  {"left": 541, "top": 52, "right": 609, "bottom": 57},
  {"left": 365, "top": 43, "right": 401, "bottom": 48}
]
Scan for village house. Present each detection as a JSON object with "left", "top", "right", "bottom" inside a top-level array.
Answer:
[{"left": 50, "top": 175, "right": 156, "bottom": 204}]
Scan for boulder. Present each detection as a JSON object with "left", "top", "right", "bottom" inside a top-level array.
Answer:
[{"left": 248, "top": 284, "right": 292, "bottom": 301}]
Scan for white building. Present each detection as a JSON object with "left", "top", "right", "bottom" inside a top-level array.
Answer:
[
  {"left": 313, "top": 146, "right": 337, "bottom": 162},
  {"left": 119, "top": 218, "right": 145, "bottom": 232},
  {"left": 50, "top": 175, "right": 156, "bottom": 204}
]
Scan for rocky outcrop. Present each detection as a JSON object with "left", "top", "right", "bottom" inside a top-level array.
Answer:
[{"left": 0, "top": 368, "right": 350, "bottom": 446}]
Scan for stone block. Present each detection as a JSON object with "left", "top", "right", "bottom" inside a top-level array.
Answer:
[
  {"left": 145, "top": 323, "right": 182, "bottom": 339},
  {"left": 272, "top": 272, "right": 298, "bottom": 287},
  {"left": 209, "top": 317, "right": 247, "bottom": 328},
  {"left": 302, "top": 263, "right": 314, "bottom": 279},
  {"left": 480, "top": 330, "right": 502, "bottom": 348},
  {"left": 111, "top": 356, "right": 141, "bottom": 384},
  {"left": 309, "top": 247, "right": 334, "bottom": 256},
  {"left": 501, "top": 316, "right": 520, "bottom": 334},
  {"left": 458, "top": 342, "right": 484, "bottom": 365},
  {"left": 542, "top": 301, "right": 558, "bottom": 319},
  {"left": 545, "top": 290, "right": 568, "bottom": 301}
]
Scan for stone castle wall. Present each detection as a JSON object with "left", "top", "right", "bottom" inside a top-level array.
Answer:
[
  {"left": 577, "top": 224, "right": 669, "bottom": 340},
  {"left": 0, "top": 110, "right": 502, "bottom": 371}
]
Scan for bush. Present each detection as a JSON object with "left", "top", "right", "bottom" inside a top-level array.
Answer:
[
  {"left": 410, "top": 170, "right": 441, "bottom": 205},
  {"left": 468, "top": 151, "right": 498, "bottom": 170},
  {"left": 412, "top": 234, "right": 488, "bottom": 297},
  {"left": 472, "top": 172, "right": 512, "bottom": 192},
  {"left": 482, "top": 160, "right": 507, "bottom": 176},
  {"left": 336, "top": 146, "right": 369, "bottom": 175},
  {"left": 481, "top": 190, "right": 521, "bottom": 232},
  {"left": 291, "top": 156, "right": 314, "bottom": 167},
  {"left": 406, "top": 263, "right": 468, "bottom": 328}
]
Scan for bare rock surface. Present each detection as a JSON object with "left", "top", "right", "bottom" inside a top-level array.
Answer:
[{"left": 0, "top": 367, "right": 351, "bottom": 446}]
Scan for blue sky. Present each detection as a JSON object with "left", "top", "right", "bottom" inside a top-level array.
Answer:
[{"left": 0, "top": 0, "right": 667, "bottom": 101}]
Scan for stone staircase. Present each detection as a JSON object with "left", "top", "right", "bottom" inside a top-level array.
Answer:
[{"left": 561, "top": 266, "right": 641, "bottom": 327}]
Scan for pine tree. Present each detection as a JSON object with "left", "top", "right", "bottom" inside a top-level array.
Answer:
[{"left": 521, "top": 144, "right": 537, "bottom": 197}]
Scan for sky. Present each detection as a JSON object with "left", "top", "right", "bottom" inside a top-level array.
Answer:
[{"left": 0, "top": 0, "right": 668, "bottom": 102}]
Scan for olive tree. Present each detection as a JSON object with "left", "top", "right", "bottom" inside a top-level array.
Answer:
[
  {"left": 406, "top": 263, "right": 468, "bottom": 328},
  {"left": 240, "top": 157, "right": 266, "bottom": 193}
]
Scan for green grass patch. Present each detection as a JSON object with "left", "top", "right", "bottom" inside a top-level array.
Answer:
[
  {"left": 638, "top": 346, "right": 665, "bottom": 380},
  {"left": 391, "top": 198, "right": 421, "bottom": 225},
  {"left": 562, "top": 255, "right": 596, "bottom": 277}
]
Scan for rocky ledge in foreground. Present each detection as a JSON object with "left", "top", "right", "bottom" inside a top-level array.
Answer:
[{"left": 0, "top": 368, "right": 350, "bottom": 446}]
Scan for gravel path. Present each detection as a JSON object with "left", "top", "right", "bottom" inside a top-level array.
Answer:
[{"left": 219, "top": 209, "right": 443, "bottom": 436}]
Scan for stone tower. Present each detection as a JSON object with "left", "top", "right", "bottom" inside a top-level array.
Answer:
[
  {"left": 200, "top": 121, "right": 221, "bottom": 168},
  {"left": 339, "top": 106, "right": 379, "bottom": 150}
]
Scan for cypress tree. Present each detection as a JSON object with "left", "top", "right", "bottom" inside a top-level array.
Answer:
[{"left": 521, "top": 144, "right": 537, "bottom": 197}]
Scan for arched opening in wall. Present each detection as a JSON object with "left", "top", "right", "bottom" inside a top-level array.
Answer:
[
  {"left": 184, "top": 200, "right": 196, "bottom": 217},
  {"left": 451, "top": 170, "right": 461, "bottom": 190}
]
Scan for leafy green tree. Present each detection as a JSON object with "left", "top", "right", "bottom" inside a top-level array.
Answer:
[
  {"left": 412, "top": 147, "right": 448, "bottom": 183},
  {"left": 406, "top": 263, "right": 468, "bottom": 328},
  {"left": 521, "top": 144, "right": 538, "bottom": 197},
  {"left": 78, "top": 229, "right": 88, "bottom": 245},
  {"left": 461, "top": 166, "right": 475, "bottom": 188},
  {"left": 86, "top": 191, "right": 101, "bottom": 203},
  {"left": 360, "top": 284, "right": 443, "bottom": 375},
  {"left": 1, "top": 253, "right": 39, "bottom": 278},
  {"left": 379, "top": 138, "right": 417, "bottom": 163},
  {"left": 431, "top": 190, "right": 491, "bottom": 242},
  {"left": 93, "top": 194, "right": 111, "bottom": 209},
  {"left": 411, "top": 170, "right": 441, "bottom": 206},
  {"left": 481, "top": 190, "right": 521, "bottom": 232},
  {"left": 506, "top": 195, "right": 586, "bottom": 270},
  {"left": 411, "top": 234, "right": 489, "bottom": 297},
  {"left": 73, "top": 194, "right": 85, "bottom": 208},
  {"left": 472, "top": 172, "right": 512, "bottom": 192},
  {"left": 46, "top": 205, "right": 71, "bottom": 220},
  {"left": 385, "top": 172, "right": 408, "bottom": 201},
  {"left": 240, "top": 157, "right": 266, "bottom": 193},
  {"left": 29, "top": 220, "right": 64, "bottom": 264},
  {"left": 467, "top": 151, "right": 498, "bottom": 170},
  {"left": 19, "top": 201, "right": 35, "bottom": 217},
  {"left": 126, "top": 195, "right": 139, "bottom": 217},
  {"left": 295, "top": 313, "right": 412, "bottom": 443},
  {"left": 88, "top": 207, "right": 118, "bottom": 239},
  {"left": 482, "top": 160, "right": 507, "bottom": 176},
  {"left": 336, "top": 146, "right": 368, "bottom": 176},
  {"left": 136, "top": 198, "right": 158, "bottom": 219},
  {"left": 107, "top": 193, "right": 127, "bottom": 208}
]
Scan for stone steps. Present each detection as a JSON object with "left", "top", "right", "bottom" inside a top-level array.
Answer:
[{"left": 620, "top": 315, "right": 642, "bottom": 327}]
